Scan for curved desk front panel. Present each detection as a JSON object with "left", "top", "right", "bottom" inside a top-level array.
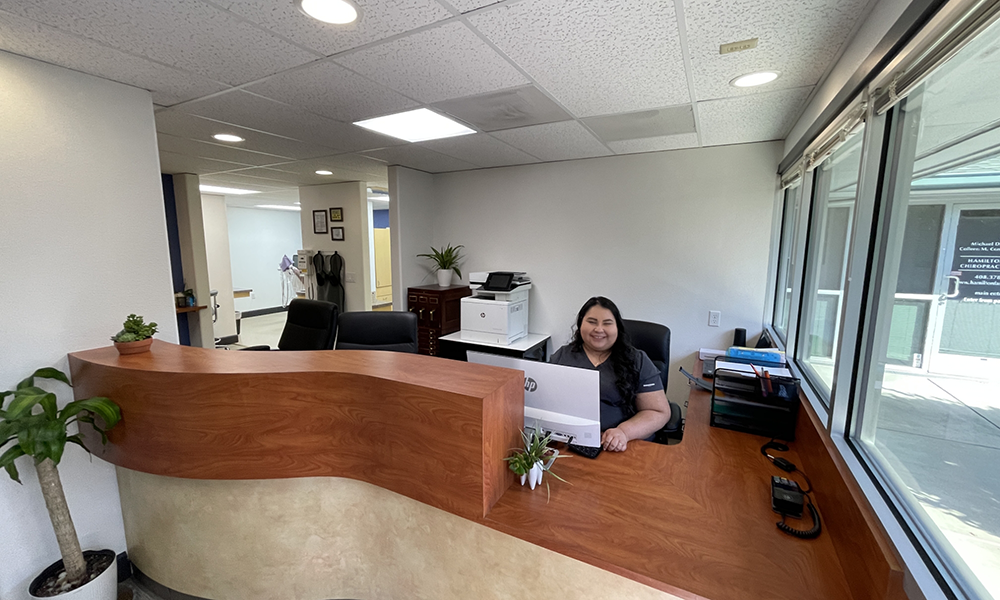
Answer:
[{"left": 69, "top": 341, "right": 524, "bottom": 519}]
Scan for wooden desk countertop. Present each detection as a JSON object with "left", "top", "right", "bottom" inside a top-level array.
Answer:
[{"left": 484, "top": 367, "right": 853, "bottom": 600}]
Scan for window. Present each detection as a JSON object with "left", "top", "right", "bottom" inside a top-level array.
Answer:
[
  {"left": 853, "top": 18, "right": 1000, "bottom": 600},
  {"left": 797, "top": 128, "right": 865, "bottom": 402},
  {"left": 773, "top": 182, "right": 801, "bottom": 343}
]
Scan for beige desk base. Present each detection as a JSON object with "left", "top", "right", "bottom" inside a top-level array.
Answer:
[{"left": 117, "top": 468, "right": 683, "bottom": 600}]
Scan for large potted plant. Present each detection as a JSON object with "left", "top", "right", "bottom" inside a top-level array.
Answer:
[
  {"left": 417, "top": 244, "right": 464, "bottom": 287},
  {"left": 1, "top": 367, "right": 122, "bottom": 599},
  {"left": 110, "top": 314, "right": 157, "bottom": 355}
]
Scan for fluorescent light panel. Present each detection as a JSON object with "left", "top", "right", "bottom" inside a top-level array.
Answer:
[
  {"left": 212, "top": 133, "right": 244, "bottom": 142},
  {"left": 316, "top": 170, "right": 333, "bottom": 175},
  {"left": 200, "top": 185, "right": 259, "bottom": 195},
  {"left": 256, "top": 204, "right": 301, "bottom": 211},
  {"left": 354, "top": 108, "right": 475, "bottom": 143}
]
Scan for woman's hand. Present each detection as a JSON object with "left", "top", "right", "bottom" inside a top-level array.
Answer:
[{"left": 602, "top": 427, "right": 629, "bottom": 452}]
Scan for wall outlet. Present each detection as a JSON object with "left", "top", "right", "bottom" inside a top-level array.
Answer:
[
  {"left": 346, "top": 272, "right": 356, "bottom": 283},
  {"left": 709, "top": 311, "right": 721, "bottom": 327}
]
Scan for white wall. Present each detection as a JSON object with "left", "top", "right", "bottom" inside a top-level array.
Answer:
[
  {"left": 389, "top": 167, "right": 438, "bottom": 310},
  {"left": 227, "top": 206, "right": 303, "bottom": 313},
  {"left": 407, "top": 143, "right": 782, "bottom": 402},
  {"left": 299, "top": 182, "right": 372, "bottom": 312},
  {"left": 0, "top": 51, "right": 177, "bottom": 598},
  {"left": 202, "top": 194, "right": 237, "bottom": 339}
]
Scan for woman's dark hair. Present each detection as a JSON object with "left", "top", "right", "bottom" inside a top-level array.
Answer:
[{"left": 570, "top": 297, "right": 639, "bottom": 406}]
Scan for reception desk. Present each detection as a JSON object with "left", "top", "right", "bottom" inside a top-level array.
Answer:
[{"left": 69, "top": 343, "right": 901, "bottom": 600}]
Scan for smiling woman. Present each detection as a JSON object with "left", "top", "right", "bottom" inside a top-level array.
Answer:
[{"left": 550, "top": 297, "right": 671, "bottom": 452}]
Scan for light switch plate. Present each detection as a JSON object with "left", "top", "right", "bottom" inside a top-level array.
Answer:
[{"left": 346, "top": 272, "right": 357, "bottom": 283}]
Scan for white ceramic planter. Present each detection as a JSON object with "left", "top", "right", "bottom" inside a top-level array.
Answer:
[
  {"left": 527, "top": 461, "right": 543, "bottom": 490},
  {"left": 436, "top": 269, "right": 454, "bottom": 287},
  {"left": 29, "top": 550, "right": 117, "bottom": 600}
]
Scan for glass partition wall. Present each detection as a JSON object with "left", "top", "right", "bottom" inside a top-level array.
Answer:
[{"left": 768, "top": 7, "right": 1000, "bottom": 600}]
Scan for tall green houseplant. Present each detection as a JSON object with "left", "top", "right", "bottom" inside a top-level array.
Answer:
[{"left": 0, "top": 367, "right": 121, "bottom": 590}]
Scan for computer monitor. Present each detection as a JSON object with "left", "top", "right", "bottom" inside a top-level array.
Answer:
[{"left": 467, "top": 352, "right": 601, "bottom": 447}]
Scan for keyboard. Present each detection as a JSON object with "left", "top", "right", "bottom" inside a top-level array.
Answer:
[{"left": 567, "top": 443, "right": 602, "bottom": 459}]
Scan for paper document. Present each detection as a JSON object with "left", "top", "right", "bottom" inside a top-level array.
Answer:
[{"left": 715, "top": 360, "right": 793, "bottom": 378}]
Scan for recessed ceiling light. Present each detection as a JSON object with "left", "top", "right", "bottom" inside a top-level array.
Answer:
[
  {"left": 354, "top": 108, "right": 475, "bottom": 143},
  {"left": 730, "top": 71, "right": 780, "bottom": 88},
  {"left": 199, "top": 185, "right": 259, "bottom": 195},
  {"left": 212, "top": 134, "right": 244, "bottom": 143},
  {"left": 316, "top": 170, "right": 334, "bottom": 175},
  {"left": 256, "top": 204, "right": 302, "bottom": 211},
  {"left": 295, "top": 0, "right": 360, "bottom": 24}
]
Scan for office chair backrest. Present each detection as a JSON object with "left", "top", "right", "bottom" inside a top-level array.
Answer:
[
  {"left": 622, "top": 319, "right": 671, "bottom": 389},
  {"left": 335, "top": 311, "right": 419, "bottom": 353},
  {"left": 276, "top": 299, "right": 339, "bottom": 351}
]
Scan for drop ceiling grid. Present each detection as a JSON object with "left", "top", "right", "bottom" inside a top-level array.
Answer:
[
  {"left": 176, "top": 90, "right": 406, "bottom": 152},
  {"left": 682, "top": 0, "right": 872, "bottom": 102},
  {"left": 418, "top": 133, "right": 539, "bottom": 167},
  {"left": 489, "top": 121, "right": 612, "bottom": 162},
  {"left": 212, "top": 0, "right": 453, "bottom": 57},
  {"left": 0, "top": 0, "right": 322, "bottom": 85},
  {"left": 697, "top": 85, "right": 813, "bottom": 147},
  {"left": 363, "top": 145, "right": 479, "bottom": 173},
  {"left": 156, "top": 133, "right": 298, "bottom": 167},
  {"left": 243, "top": 60, "right": 420, "bottom": 123},
  {"left": 467, "top": 0, "right": 690, "bottom": 118},
  {"left": 334, "top": 20, "right": 528, "bottom": 104},
  {"left": 608, "top": 133, "right": 700, "bottom": 155},
  {"left": 447, "top": 0, "right": 503, "bottom": 13},
  {"left": 0, "top": 9, "right": 229, "bottom": 106},
  {"left": 154, "top": 112, "right": 342, "bottom": 160}
]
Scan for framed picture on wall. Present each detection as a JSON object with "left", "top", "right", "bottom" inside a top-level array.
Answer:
[
  {"left": 312, "top": 210, "right": 328, "bottom": 234},
  {"left": 329, "top": 207, "right": 343, "bottom": 222},
  {"left": 331, "top": 227, "right": 345, "bottom": 241}
]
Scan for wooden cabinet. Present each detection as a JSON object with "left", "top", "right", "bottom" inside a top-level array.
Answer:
[
  {"left": 407, "top": 284, "right": 472, "bottom": 356},
  {"left": 373, "top": 228, "right": 392, "bottom": 304}
]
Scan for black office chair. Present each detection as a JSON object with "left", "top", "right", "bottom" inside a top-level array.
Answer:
[
  {"left": 335, "top": 311, "right": 419, "bottom": 353},
  {"left": 242, "top": 299, "right": 338, "bottom": 351},
  {"left": 622, "top": 319, "right": 684, "bottom": 443}
]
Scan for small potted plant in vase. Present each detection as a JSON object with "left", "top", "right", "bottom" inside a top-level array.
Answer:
[
  {"left": 417, "top": 244, "right": 464, "bottom": 287},
  {"left": 505, "top": 428, "right": 567, "bottom": 496},
  {"left": 1, "top": 367, "right": 122, "bottom": 599},
  {"left": 111, "top": 314, "right": 157, "bottom": 355}
]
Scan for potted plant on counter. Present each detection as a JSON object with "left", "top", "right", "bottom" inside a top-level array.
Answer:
[
  {"left": 1, "top": 367, "right": 122, "bottom": 599},
  {"left": 505, "top": 428, "right": 567, "bottom": 496},
  {"left": 417, "top": 244, "right": 464, "bottom": 287},
  {"left": 110, "top": 314, "right": 157, "bottom": 355}
]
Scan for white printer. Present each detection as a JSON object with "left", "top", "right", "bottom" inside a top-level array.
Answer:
[{"left": 460, "top": 271, "right": 532, "bottom": 345}]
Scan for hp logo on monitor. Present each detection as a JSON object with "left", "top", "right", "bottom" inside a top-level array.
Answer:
[{"left": 525, "top": 377, "right": 537, "bottom": 392}]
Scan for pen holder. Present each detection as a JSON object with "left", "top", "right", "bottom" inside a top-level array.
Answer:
[{"left": 754, "top": 374, "right": 800, "bottom": 407}]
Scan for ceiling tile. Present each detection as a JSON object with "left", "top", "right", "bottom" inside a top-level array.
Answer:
[
  {"left": 418, "top": 133, "right": 538, "bottom": 168},
  {"left": 223, "top": 165, "right": 380, "bottom": 186},
  {"left": 432, "top": 85, "right": 572, "bottom": 132},
  {"left": 0, "top": 0, "right": 320, "bottom": 85},
  {"left": 363, "top": 145, "right": 479, "bottom": 173},
  {"left": 216, "top": 0, "right": 452, "bottom": 56},
  {"left": 156, "top": 133, "right": 294, "bottom": 166},
  {"left": 281, "top": 153, "right": 389, "bottom": 182},
  {"left": 609, "top": 133, "right": 700, "bottom": 155},
  {"left": 334, "top": 20, "right": 527, "bottom": 104},
  {"left": 469, "top": 0, "right": 689, "bottom": 117},
  {"left": 582, "top": 105, "right": 697, "bottom": 143},
  {"left": 158, "top": 150, "right": 255, "bottom": 175},
  {"left": 244, "top": 60, "right": 419, "bottom": 122},
  {"left": 490, "top": 121, "right": 611, "bottom": 162},
  {"left": 198, "top": 172, "right": 296, "bottom": 191},
  {"left": 447, "top": 0, "right": 501, "bottom": 12},
  {"left": 155, "top": 111, "right": 339, "bottom": 159},
  {"left": 683, "top": 0, "right": 870, "bottom": 101},
  {"left": 698, "top": 86, "right": 812, "bottom": 146},
  {"left": 178, "top": 90, "right": 405, "bottom": 151},
  {"left": 0, "top": 10, "right": 228, "bottom": 105}
]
